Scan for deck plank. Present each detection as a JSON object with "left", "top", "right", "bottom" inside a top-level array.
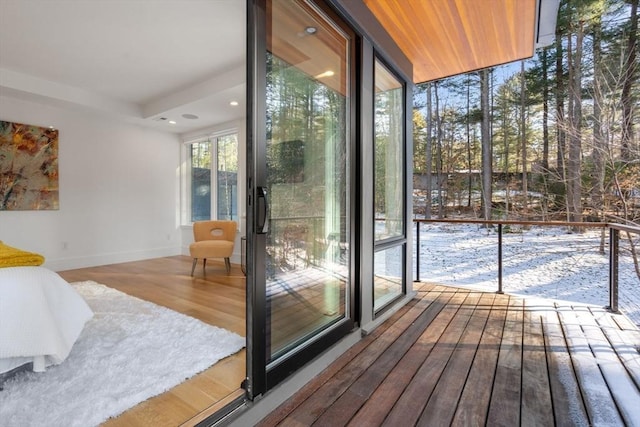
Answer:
[
  {"left": 257, "top": 283, "right": 446, "bottom": 427},
  {"left": 255, "top": 293, "right": 417, "bottom": 427},
  {"left": 416, "top": 292, "right": 496, "bottom": 426},
  {"left": 312, "top": 288, "right": 456, "bottom": 426},
  {"left": 260, "top": 283, "right": 640, "bottom": 427},
  {"left": 274, "top": 286, "right": 450, "bottom": 426},
  {"left": 572, "top": 305, "right": 640, "bottom": 426},
  {"left": 345, "top": 290, "right": 461, "bottom": 426},
  {"left": 557, "top": 304, "right": 624, "bottom": 425},
  {"left": 521, "top": 301, "right": 554, "bottom": 427},
  {"left": 591, "top": 306, "right": 640, "bottom": 389},
  {"left": 540, "top": 302, "right": 589, "bottom": 427},
  {"left": 450, "top": 292, "right": 509, "bottom": 426},
  {"left": 486, "top": 297, "right": 523, "bottom": 426},
  {"left": 381, "top": 291, "right": 482, "bottom": 426}
]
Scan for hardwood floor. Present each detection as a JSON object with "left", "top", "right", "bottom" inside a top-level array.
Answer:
[{"left": 58, "top": 255, "right": 246, "bottom": 427}]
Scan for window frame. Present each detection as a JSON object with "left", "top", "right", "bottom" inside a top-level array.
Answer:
[
  {"left": 372, "top": 54, "right": 408, "bottom": 315},
  {"left": 183, "top": 128, "right": 240, "bottom": 225},
  {"left": 373, "top": 55, "right": 407, "bottom": 246}
]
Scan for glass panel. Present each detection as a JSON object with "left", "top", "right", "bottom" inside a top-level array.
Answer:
[
  {"left": 266, "top": 0, "right": 350, "bottom": 362},
  {"left": 217, "top": 134, "right": 238, "bottom": 221},
  {"left": 191, "top": 142, "right": 211, "bottom": 222},
  {"left": 374, "top": 244, "right": 404, "bottom": 311},
  {"left": 374, "top": 59, "right": 404, "bottom": 241}
]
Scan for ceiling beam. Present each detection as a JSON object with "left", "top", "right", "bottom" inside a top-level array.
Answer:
[
  {"left": 0, "top": 68, "right": 141, "bottom": 117},
  {"left": 141, "top": 64, "right": 245, "bottom": 119}
]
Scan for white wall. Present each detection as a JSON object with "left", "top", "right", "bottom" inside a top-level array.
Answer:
[{"left": 0, "top": 95, "right": 182, "bottom": 271}]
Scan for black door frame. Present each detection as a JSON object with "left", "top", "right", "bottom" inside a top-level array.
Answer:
[{"left": 245, "top": 0, "right": 359, "bottom": 399}]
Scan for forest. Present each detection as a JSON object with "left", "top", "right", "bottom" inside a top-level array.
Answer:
[{"left": 412, "top": 0, "right": 639, "bottom": 227}]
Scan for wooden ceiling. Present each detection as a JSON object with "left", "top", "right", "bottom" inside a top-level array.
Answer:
[{"left": 363, "top": 0, "right": 538, "bottom": 83}]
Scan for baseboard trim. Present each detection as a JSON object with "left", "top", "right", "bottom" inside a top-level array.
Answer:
[{"left": 46, "top": 246, "right": 182, "bottom": 271}]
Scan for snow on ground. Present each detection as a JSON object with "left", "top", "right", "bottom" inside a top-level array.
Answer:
[{"left": 411, "top": 223, "right": 640, "bottom": 326}]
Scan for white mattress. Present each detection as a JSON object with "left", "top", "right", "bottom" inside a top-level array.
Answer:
[{"left": 0, "top": 267, "right": 93, "bottom": 374}]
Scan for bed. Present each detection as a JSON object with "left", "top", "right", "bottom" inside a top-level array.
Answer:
[{"left": 0, "top": 265, "right": 93, "bottom": 378}]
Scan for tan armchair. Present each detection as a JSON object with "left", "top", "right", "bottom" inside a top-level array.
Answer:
[{"left": 189, "top": 220, "right": 237, "bottom": 275}]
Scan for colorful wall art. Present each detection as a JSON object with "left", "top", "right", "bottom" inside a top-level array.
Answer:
[{"left": 0, "top": 120, "right": 59, "bottom": 210}]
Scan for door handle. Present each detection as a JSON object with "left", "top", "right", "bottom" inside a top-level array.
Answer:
[{"left": 256, "top": 186, "right": 269, "bottom": 234}]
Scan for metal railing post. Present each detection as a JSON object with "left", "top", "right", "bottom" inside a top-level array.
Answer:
[
  {"left": 608, "top": 227, "right": 619, "bottom": 313},
  {"left": 414, "top": 221, "right": 420, "bottom": 282},
  {"left": 497, "top": 223, "right": 504, "bottom": 294}
]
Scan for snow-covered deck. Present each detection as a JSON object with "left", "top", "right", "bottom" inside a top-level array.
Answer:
[{"left": 259, "top": 283, "right": 640, "bottom": 426}]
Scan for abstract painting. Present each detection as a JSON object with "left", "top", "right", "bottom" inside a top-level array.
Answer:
[{"left": 0, "top": 120, "right": 59, "bottom": 210}]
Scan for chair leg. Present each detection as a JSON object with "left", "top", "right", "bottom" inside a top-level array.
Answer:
[
  {"left": 191, "top": 258, "right": 198, "bottom": 276},
  {"left": 203, "top": 258, "right": 207, "bottom": 273},
  {"left": 225, "top": 257, "right": 231, "bottom": 274}
]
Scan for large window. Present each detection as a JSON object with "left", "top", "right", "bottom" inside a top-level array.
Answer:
[
  {"left": 374, "top": 59, "right": 404, "bottom": 241},
  {"left": 190, "top": 132, "right": 239, "bottom": 223},
  {"left": 374, "top": 57, "right": 405, "bottom": 312}
]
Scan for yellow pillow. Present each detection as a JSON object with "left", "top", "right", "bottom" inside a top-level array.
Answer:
[{"left": 0, "top": 241, "right": 45, "bottom": 268}]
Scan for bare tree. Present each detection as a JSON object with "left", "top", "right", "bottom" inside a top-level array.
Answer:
[
  {"left": 425, "top": 83, "right": 433, "bottom": 219},
  {"left": 541, "top": 47, "right": 551, "bottom": 172},
  {"left": 591, "top": 12, "right": 606, "bottom": 222},
  {"left": 567, "top": 20, "right": 584, "bottom": 225},
  {"left": 434, "top": 81, "right": 445, "bottom": 218},
  {"left": 621, "top": 0, "right": 638, "bottom": 160},
  {"left": 466, "top": 75, "right": 473, "bottom": 207},
  {"left": 480, "top": 68, "right": 492, "bottom": 220},
  {"left": 520, "top": 60, "right": 528, "bottom": 208},
  {"left": 555, "top": 26, "right": 567, "bottom": 180}
]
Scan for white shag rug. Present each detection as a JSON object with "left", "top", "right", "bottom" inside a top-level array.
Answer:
[{"left": 0, "top": 281, "right": 245, "bottom": 427}]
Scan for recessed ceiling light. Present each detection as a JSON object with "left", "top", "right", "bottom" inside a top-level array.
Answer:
[
  {"left": 168, "top": 120, "right": 177, "bottom": 125},
  {"left": 181, "top": 113, "right": 199, "bottom": 120},
  {"left": 315, "top": 70, "right": 335, "bottom": 79},
  {"left": 305, "top": 26, "right": 317, "bottom": 34},
  {"left": 230, "top": 101, "right": 239, "bottom": 106}
]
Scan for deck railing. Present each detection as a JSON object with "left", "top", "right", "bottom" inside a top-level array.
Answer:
[{"left": 413, "top": 219, "right": 640, "bottom": 316}]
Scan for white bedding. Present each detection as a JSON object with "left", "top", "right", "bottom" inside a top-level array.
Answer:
[{"left": 0, "top": 267, "right": 93, "bottom": 374}]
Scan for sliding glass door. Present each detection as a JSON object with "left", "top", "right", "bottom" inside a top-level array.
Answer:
[{"left": 247, "top": 0, "right": 356, "bottom": 396}]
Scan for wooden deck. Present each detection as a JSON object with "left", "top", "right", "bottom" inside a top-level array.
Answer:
[{"left": 258, "top": 282, "right": 640, "bottom": 427}]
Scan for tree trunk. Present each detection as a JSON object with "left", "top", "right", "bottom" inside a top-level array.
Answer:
[
  {"left": 502, "top": 93, "right": 510, "bottom": 217},
  {"left": 555, "top": 31, "right": 566, "bottom": 180},
  {"left": 567, "top": 24, "right": 584, "bottom": 226},
  {"left": 591, "top": 16, "right": 605, "bottom": 222},
  {"left": 480, "top": 69, "right": 492, "bottom": 220},
  {"left": 542, "top": 47, "right": 550, "bottom": 171},
  {"left": 466, "top": 76, "right": 472, "bottom": 207},
  {"left": 520, "top": 60, "right": 528, "bottom": 210},
  {"left": 621, "top": 0, "right": 638, "bottom": 161},
  {"left": 435, "top": 82, "right": 445, "bottom": 219},
  {"left": 425, "top": 83, "right": 433, "bottom": 219}
]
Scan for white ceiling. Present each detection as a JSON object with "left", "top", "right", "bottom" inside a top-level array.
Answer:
[{"left": 0, "top": 0, "right": 246, "bottom": 135}]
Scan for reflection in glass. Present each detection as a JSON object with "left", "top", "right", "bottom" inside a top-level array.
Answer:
[
  {"left": 374, "top": 245, "right": 404, "bottom": 311},
  {"left": 266, "top": 0, "right": 350, "bottom": 362},
  {"left": 374, "top": 59, "right": 404, "bottom": 241}
]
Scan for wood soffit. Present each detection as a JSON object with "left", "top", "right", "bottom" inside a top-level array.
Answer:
[{"left": 363, "top": 0, "right": 537, "bottom": 83}]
